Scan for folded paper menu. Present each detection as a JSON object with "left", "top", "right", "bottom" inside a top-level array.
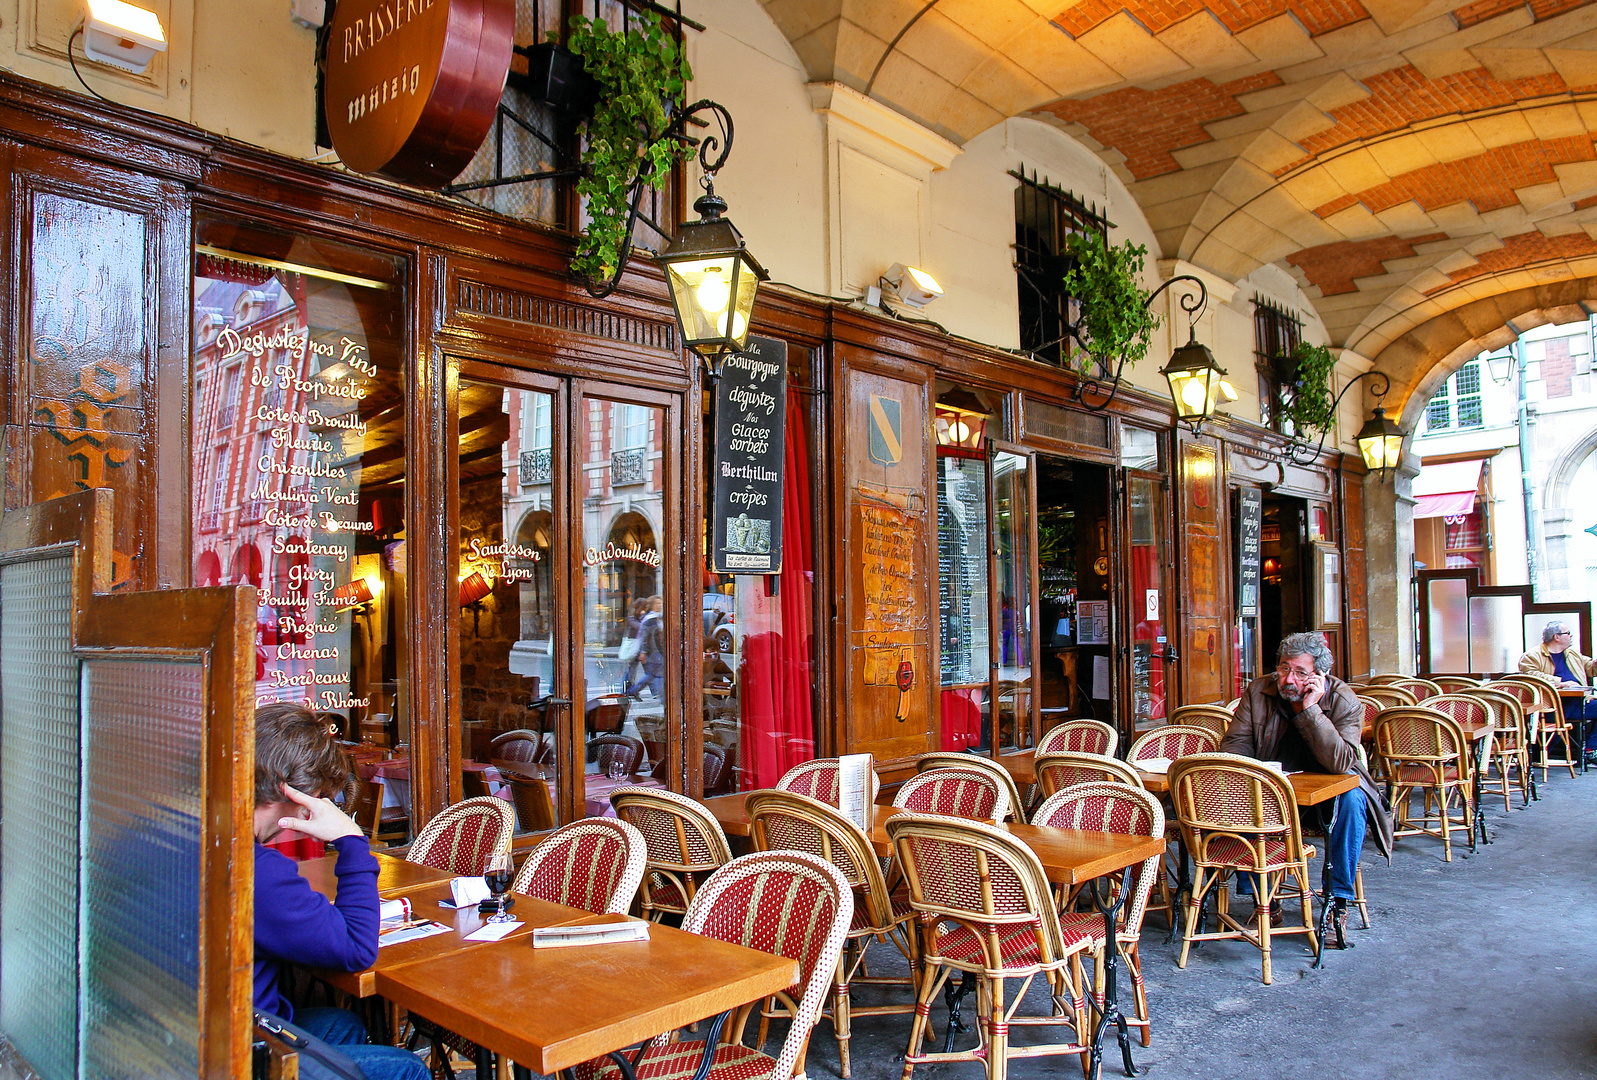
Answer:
[
  {"left": 379, "top": 897, "right": 413, "bottom": 924},
  {"left": 377, "top": 920, "right": 450, "bottom": 948},
  {"left": 1137, "top": 757, "right": 1173, "bottom": 774},
  {"left": 531, "top": 920, "right": 650, "bottom": 949},
  {"left": 438, "top": 877, "right": 491, "bottom": 908}
]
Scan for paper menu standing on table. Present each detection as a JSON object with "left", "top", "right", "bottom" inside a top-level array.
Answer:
[{"left": 839, "top": 753, "right": 874, "bottom": 830}]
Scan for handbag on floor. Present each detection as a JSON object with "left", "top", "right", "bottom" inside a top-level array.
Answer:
[{"left": 253, "top": 1011, "right": 368, "bottom": 1080}]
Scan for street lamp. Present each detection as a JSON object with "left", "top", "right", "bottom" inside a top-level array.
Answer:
[
  {"left": 1160, "top": 327, "right": 1227, "bottom": 428},
  {"left": 1356, "top": 406, "right": 1404, "bottom": 482},
  {"left": 658, "top": 180, "right": 767, "bottom": 381}
]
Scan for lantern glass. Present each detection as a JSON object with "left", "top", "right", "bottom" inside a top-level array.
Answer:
[
  {"left": 664, "top": 251, "right": 760, "bottom": 358},
  {"left": 1160, "top": 333, "right": 1225, "bottom": 424},
  {"left": 1356, "top": 407, "right": 1405, "bottom": 477}
]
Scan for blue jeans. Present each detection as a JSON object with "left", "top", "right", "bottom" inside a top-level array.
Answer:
[
  {"left": 1237, "top": 786, "right": 1367, "bottom": 902},
  {"left": 296, "top": 1006, "right": 429, "bottom": 1080},
  {"left": 1561, "top": 697, "right": 1597, "bottom": 751}
]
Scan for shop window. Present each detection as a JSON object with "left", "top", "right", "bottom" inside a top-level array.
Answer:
[
  {"left": 1423, "top": 362, "right": 1484, "bottom": 433},
  {"left": 190, "top": 223, "right": 408, "bottom": 771},
  {"left": 1443, "top": 511, "right": 1486, "bottom": 568},
  {"left": 1253, "top": 296, "right": 1302, "bottom": 434},
  {"left": 1013, "top": 168, "right": 1109, "bottom": 367}
]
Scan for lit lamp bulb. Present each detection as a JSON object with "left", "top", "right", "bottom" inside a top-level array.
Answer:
[
  {"left": 1180, "top": 378, "right": 1210, "bottom": 412},
  {"left": 716, "top": 310, "right": 748, "bottom": 339},
  {"left": 696, "top": 267, "right": 731, "bottom": 315},
  {"left": 948, "top": 418, "right": 971, "bottom": 444}
]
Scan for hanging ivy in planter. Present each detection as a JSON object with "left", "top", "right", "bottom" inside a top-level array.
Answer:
[
  {"left": 1059, "top": 231, "right": 1160, "bottom": 378},
  {"left": 561, "top": 12, "right": 692, "bottom": 284},
  {"left": 1275, "top": 341, "right": 1338, "bottom": 435}
]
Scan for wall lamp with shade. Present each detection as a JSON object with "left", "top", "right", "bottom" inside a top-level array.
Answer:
[
  {"left": 1484, "top": 348, "right": 1516, "bottom": 386},
  {"left": 330, "top": 576, "right": 377, "bottom": 613},
  {"left": 81, "top": 0, "right": 167, "bottom": 72},
  {"left": 460, "top": 571, "right": 493, "bottom": 636}
]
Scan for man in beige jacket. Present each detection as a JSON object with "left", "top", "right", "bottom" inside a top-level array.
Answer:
[{"left": 1517, "top": 620, "right": 1597, "bottom": 764}]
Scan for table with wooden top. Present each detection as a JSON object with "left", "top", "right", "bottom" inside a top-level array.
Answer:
[
  {"left": 376, "top": 913, "right": 799, "bottom": 1080},
  {"left": 1136, "top": 768, "right": 1357, "bottom": 802},
  {"left": 298, "top": 849, "right": 454, "bottom": 901},
  {"left": 700, "top": 792, "right": 1165, "bottom": 1080}
]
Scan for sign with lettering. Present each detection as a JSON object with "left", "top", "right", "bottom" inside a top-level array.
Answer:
[
  {"left": 1237, "top": 485, "right": 1262, "bottom": 618},
  {"left": 323, "top": 0, "right": 515, "bottom": 187},
  {"left": 712, "top": 336, "right": 786, "bottom": 574}
]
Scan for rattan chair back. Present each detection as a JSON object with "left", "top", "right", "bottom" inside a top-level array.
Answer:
[
  {"left": 1034, "top": 752, "right": 1145, "bottom": 798},
  {"left": 683, "top": 851, "right": 853, "bottom": 1080},
  {"left": 497, "top": 770, "right": 555, "bottom": 833},
  {"left": 588, "top": 734, "right": 646, "bottom": 776},
  {"left": 1126, "top": 725, "right": 1220, "bottom": 763},
  {"left": 893, "top": 766, "right": 1011, "bottom": 824},
  {"left": 490, "top": 729, "right": 543, "bottom": 764},
  {"left": 1036, "top": 718, "right": 1117, "bottom": 757},
  {"left": 511, "top": 816, "right": 646, "bottom": 914},
  {"left": 1431, "top": 675, "right": 1482, "bottom": 692},
  {"left": 610, "top": 786, "right": 733, "bottom": 919},
  {"left": 746, "top": 789, "right": 896, "bottom": 931},
  {"left": 914, "top": 752, "right": 1026, "bottom": 823},
  {"left": 1032, "top": 782, "right": 1164, "bottom": 938},
  {"left": 1373, "top": 707, "right": 1469, "bottom": 778},
  {"left": 406, "top": 796, "right": 516, "bottom": 875},
  {"left": 1491, "top": 675, "right": 1560, "bottom": 715},
  {"left": 777, "top": 758, "right": 881, "bottom": 804},
  {"left": 1388, "top": 677, "right": 1442, "bottom": 700},
  {"left": 1167, "top": 753, "right": 1302, "bottom": 870},
  {"left": 1358, "top": 685, "right": 1418, "bottom": 709},
  {"left": 1425, "top": 694, "right": 1491, "bottom": 729},
  {"left": 1169, "top": 704, "right": 1232, "bottom": 739},
  {"left": 1466, "top": 687, "right": 1529, "bottom": 747},
  {"left": 886, "top": 812, "right": 1071, "bottom": 972},
  {"left": 1367, "top": 673, "right": 1410, "bottom": 685}
]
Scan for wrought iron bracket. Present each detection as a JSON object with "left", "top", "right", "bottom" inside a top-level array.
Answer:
[
  {"left": 1281, "top": 369, "right": 1392, "bottom": 466},
  {"left": 1071, "top": 273, "right": 1209, "bottom": 415}
]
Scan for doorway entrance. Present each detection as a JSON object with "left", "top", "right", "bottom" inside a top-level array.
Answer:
[
  {"left": 1260, "top": 492, "right": 1309, "bottom": 653},
  {"left": 1034, "top": 456, "right": 1114, "bottom": 738}
]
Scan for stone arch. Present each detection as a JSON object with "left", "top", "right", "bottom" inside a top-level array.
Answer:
[
  {"left": 1538, "top": 423, "right": 1597, "bottom": 601},
  {"left": 513, "top": 508, "right": 554, "bottom": 640}
]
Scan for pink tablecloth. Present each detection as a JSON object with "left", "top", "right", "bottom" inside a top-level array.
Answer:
[{"left": 583, "top": 772, "right": 665, "bottom": 818}]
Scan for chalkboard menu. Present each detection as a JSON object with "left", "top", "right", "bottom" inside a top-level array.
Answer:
[
  {"left": 712, "top": 335, "right": 786, "bottom": 574},
  {"left": 1237, "top": 485, "right": 1262, "bottom": 618}
]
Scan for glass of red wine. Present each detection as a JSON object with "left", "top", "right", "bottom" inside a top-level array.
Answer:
[{"left": 484, "top": 851, "right": 515, "bottom": 924}]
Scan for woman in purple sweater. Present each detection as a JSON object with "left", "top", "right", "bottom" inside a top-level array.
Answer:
[{"left": 253, "top": 704, "right": 427, "bottom": 1080}]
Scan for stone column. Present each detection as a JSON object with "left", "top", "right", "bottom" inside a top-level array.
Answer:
[{"left": 1365, "top": 454, "right": 1419, "bottom": 674}]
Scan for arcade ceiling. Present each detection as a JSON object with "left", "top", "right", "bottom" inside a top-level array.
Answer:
[{"left": 758, "top": 0, "right": 1597, "bottom": 405}]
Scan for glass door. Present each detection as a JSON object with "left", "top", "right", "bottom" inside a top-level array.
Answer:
[
  {"left": 1125, "top": 472, "right": 1175, "bottom": 730},
  {"left": 990, "top": 444, "right": 1035, "bottom": 754},
  {"left": 454, "top": 368, "right": 676, "bottom": 828}
]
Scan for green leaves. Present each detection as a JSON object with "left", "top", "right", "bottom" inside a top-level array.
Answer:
[
  {"left": 1059, "top": 231, "right": 1159, "bottom": 377},
  {"left": 564, "top": 12, "right": 692, "bottom": 282},
  {"left": 1277, "top": 341, "right": 1338, "bottom": 435}
]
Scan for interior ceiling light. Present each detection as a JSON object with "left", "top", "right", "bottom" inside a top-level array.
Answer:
[{"left": 83, "top": 0, "right": 167, "bottom": 73}]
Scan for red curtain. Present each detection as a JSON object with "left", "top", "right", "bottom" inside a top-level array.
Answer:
[
  {"left": 1130, "top": 543, "right": 1166, "bottom": 720},
  {"left": 737, "top": 387, "right": 817, "bottom": 789}
]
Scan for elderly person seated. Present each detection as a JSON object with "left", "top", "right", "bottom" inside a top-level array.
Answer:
[
  {"left": 1518, "top": 620, "right": 1597, "bottom": 765},
  {"left": 1221, "top": 631, "right": 1393, "bottom": 936}
]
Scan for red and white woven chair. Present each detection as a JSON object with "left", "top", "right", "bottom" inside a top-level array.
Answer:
[
  {"left": 1036, "top": 718, "right": 1117, "bottom": 757},
  {"left": 404, "top": 795, "right": 516, "bottom": 875},
  {"left": 1125, "top": 725, "right": 1219, "bottom": 764},
  {"left": 913, "top": 752, "right": 1027, "bottom": 822},
  {"left": 1033, "top": 782, "right": 1165, "bottom": 1047},
  {"left": 1388, "top": 677, "right": 1443, "bottom": 701},
  {"left": 1169, "top": 753, "right": 1320, "bottom": 985},
  {"left": 572, "top": 850, "right": 853, "bottom": 1080},
  {"left": 888, "top": 812, "right": 1091, "bottom": 1080},
  {"left": 1431, "top": 675, "right": 1482, "bottom": 693},
  {"left": 610, "top": 787, "right": 733, "bottom": 921},
  {"left": 893, "top": 766, "right": 1011, "bottom": 824},
  {"left": 1492, "top": 674, "right": 1571, "bottom": 781},
  {"left": 1358, "top": 685, "right": 1418, "bottom": 710},
  {"left": 1034, "top": 752, "right": 1144, "bottom": 800},
  {"left": 1463, "top": 686, "right": 1533, "bottom": 808},
  {"left": 1373, "top": 707, "right": 1473, "bottom": 863},
  {"left": 1168, "top": 704, "right": 1232, "bottom": 741},
  {"left": 776, "top": 758, "right": 880, "bottom": 804},
  {"left": 511, "top": 816, "right": 647, "bottom": 914},
  {"left": 747, "top": 791, "right": 917, "bottom": 1078}
]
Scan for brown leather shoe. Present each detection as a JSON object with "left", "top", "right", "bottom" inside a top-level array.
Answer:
[{"left": 1246, "top": 902, "right": 1283, "bottom": 930}]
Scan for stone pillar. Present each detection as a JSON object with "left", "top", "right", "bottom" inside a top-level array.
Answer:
[{"left": 1365, "top": 454, "right": 1419, "bottom": 674}]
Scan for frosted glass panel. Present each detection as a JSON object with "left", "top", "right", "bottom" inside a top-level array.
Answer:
[
  {"left": 1469, "top": 595, "right": 1523, "bottom": 674},
  {"left": 0, "top": 554, "right": 79, "bottom": 1080},
  {"left": 1427, "top": 577, "right": 1469, "bottom": 672},
  {"left": 79, "top": 658, "right": 205, "bottom": 1079}
]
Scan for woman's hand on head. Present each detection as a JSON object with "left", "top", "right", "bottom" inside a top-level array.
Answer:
[{"left": 277, "top": 783, "right": 363, "bottom": 842}]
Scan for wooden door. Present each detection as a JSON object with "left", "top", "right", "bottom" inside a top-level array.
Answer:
[{"left": 1176, "top": 436, "right": 1230, "bottom": 705}]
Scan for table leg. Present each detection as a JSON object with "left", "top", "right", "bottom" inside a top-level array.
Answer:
[
  {"left": 1163, "top": 831, "right": 1196, "bottom": 946},
  {"left": 1086, "top": 875, "right": 1140, "bottom": 1080},
  {"left": 1472, "top": 736, "right": 1490, "bottom": 849},
  {"left": 476, "top": 1046, "right": 493, "bottom": 1080},
  {"left": 941, "top": 972, "right": 974, "bottom": 1053}
]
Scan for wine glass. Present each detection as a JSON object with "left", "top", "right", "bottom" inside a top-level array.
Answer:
[{"left": 483, "top": 852, "right": 515, "bottom": 924}]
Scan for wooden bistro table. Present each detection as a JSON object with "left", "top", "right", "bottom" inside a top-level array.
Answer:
[
  {"left": 376, "top": 913, "right": 799, "bottom": 1080},
  {"left": 700, "top": 793, "right": 1166, "bottom": 1080}
]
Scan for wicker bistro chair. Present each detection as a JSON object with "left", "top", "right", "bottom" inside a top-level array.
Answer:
[
  {"left": 1032, "top": 783, "right": 1165, "bottom": 1048},
  {"left": 1464, "top": 687, "right": 1534, "bottom": 808},
  {"left": 497, "top": 768, "right": 556, "bottom": 833},
  {"left": 777, "top": 758, "right": 882, "bottom": 805},
  {"left": 347, "top": 772, "right": 407, "bottom": 845},
  {"left": 914, "top": 752, "right": 1027, "bottom": 823},
  {"left": 1432, "top": 675, "right": 1483, "bottom": 693},
  {"left": 1373, "top": 707, "right": 1473, "bottom": 863},
  {"left": 1168, "top": 754, "right": 1320, "bottom": 985},
  {"left": 887, "top": 812, "right": 1094, "bottom": 1080},
  {"left": 511, "top": 816, "right": 647, "bottom": 914},
  {"left": 588, "top": 733, "right": 647, "bottom": 778},
  {"left": 746, "top": 791, "right": 918, "bottom": 1079},
  {"left": 571, "top": 851, "right": 854, "bottom": 1080},
  {"left": 610, "top": 786, "right": 734, "bottom": 922},
  {"left": 1494, "top": 674, "right": 1573, "bottom": 781},
  {"left": 1389, "top": 677, "right": 1443, "bottom": 701},
  {"left": 1036, "top": 718, "right": 1118, "bottom": 757},
  {"left": 893, "top": 766, "right": 1011, "bottom": 824},
  {"left": 1367, "top": 673, "right": 1411, "bottom": 685},
  {"left": 1034, "top": 752, "right": 1145, "bottom": 799},
  {"left": 489, "top": 728, "right": 547, "bottom": 765},
  {"left": 1126, "top": 725, "right": 1220, "bottom": 764},
  {"left": 1358, "top": 685, "right": 1419, "bottom": 710},
  {"left": 404, "top": 796, "right": 516, "bottom": 875},
  {"left": 1168, "top": 704, "right": 1232, "bottom": 740}
]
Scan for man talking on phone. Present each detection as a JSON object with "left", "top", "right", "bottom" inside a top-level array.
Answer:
[{"left": 1220, "top": 632, "right": 1393, "bottom": 937}]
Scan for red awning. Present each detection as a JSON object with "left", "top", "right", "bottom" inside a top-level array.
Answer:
[{"left": 1413, "top": 459, "right": 1483, "bottom": 519}]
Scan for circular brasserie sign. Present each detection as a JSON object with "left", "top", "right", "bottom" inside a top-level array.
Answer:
[{"left": 324, "top": 0, "right": 514, "bottom": 187}]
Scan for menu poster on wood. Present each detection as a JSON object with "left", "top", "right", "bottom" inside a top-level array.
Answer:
[
  {"left": 712, "top": 335, "right": 787, "bottom": 575},
  {"left": 1236, "top": 486, "right": 1262, "bottom": 618}
]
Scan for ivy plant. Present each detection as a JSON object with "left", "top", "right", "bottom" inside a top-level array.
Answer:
[
  {"left": 1060, "top": 231, "right": 1160, "bottom": 377},
  {"left": 561, "top": 12, "right": 691, "bottom": 283},
  {"left": 1276, "top": 341, "right": 1338, "bottom": 435}
]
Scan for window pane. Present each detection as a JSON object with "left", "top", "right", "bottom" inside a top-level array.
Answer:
[
  {"left": 938, "top": 455, "right": 991, "bottom": 751},
  {"left": 191, "top": 230, "right": 408, "bottom": 808}
]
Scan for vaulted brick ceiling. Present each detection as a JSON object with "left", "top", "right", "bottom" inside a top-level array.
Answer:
[{"left": 760, "top": 0, "right": 1597, "bottom": 371}]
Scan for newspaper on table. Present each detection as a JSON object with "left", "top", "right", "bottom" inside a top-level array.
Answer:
[{"left": 838, "top": 753, "right": 875, "bottom": 831}]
